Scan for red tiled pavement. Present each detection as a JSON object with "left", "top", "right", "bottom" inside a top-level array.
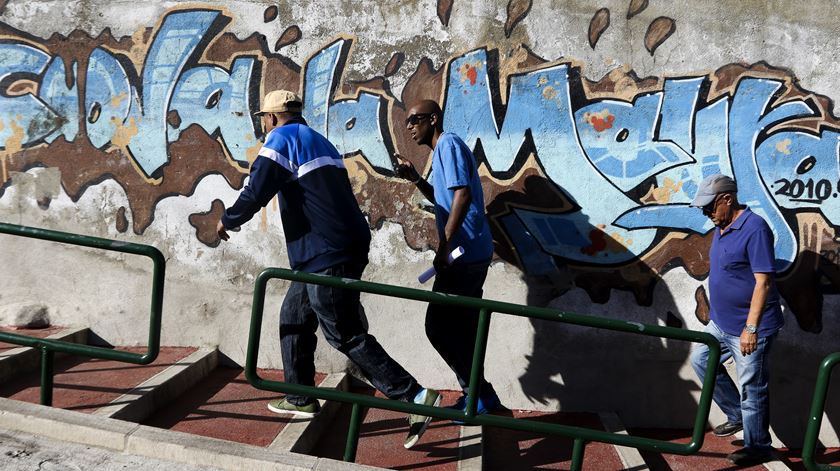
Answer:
[
  {"left": 143, "top": 367, "right": 326, "bottom": 447},
  {"left": 0, "top": 326, "right": 65, "bottom": 353},
  {"left": 0, "top": 346, "right": 195, "bottom": 413},
  {"left": 310, "top": 387, "right": 465, "bottom": 470},
  {"left": 483, "top": 410, "right": 624, "bottom": 470},
  {"left": 631, "top": 428, "right": 840, "bottom": 470}
]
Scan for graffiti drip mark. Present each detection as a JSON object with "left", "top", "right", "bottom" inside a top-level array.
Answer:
[
  {"left": 644, "top": 17, "right": 676, "bottom": 55},
  {"left": 437, "top": 0, "right": 454, "bottom": 27},
  {"left": 384, "top": 52, "right": 405, "bottom": 77},
  {"left": 588, "top": 8, "right": 611, "bottom": 49},
  {"left": 626, "top": 0, "right": 649, "bottom": 19},
  {"left": 275, "top": 26, "right": 302, "bottom": 51},
  {"left": 694, "top": 285, "right": 710, "bottom": 324},
  {"left": 189, "top": 199, "right": 226, "bottom": 247},
  {"left": 263, "top": 5, "right": 279, "bottom": 23},
  {"left": 505, "top": 0, "right": 533, "bottom": 38},
  {"left": 116, "top": 207, "right": 129, "bottom": 233},
  {"left": 167, "top": 110, "right": 182, "bottom": 128}
]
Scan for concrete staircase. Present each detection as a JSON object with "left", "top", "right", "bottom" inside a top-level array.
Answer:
[{"left": 1, "top": 327, "right": 837, "bottom": 470}]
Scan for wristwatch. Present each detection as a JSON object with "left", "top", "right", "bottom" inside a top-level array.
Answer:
[{"left": 744, "top": 324, "right": 757, "bottom": 334}]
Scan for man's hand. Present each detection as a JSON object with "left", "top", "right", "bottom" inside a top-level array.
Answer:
[
  {"left": 394, "top": 154, "right": 420, "bottom": 182},
  {"left": 433, "top": 240, "right": 451, "bottom": 273},
  {"left": 740, "top": 330, "right": 758, "bottom": 355},
  {"left": 217, "top": 220, "right": 230, "bottom": 242}
]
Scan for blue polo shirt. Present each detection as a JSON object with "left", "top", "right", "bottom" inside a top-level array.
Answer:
[
  {"left": 709, "top": 208, "right": 784, "bottom": 337},
  {"left": 431, "top": 132, "right": 494, "bottom": 264}
]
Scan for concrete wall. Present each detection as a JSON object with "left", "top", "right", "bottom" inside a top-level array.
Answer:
[{"left": 1, "top": 0, "right": 839, "bottom": 447}]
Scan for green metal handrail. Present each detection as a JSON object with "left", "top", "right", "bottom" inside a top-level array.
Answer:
[
  {"left": 802, "top": 352, "right": 840, "bottom": 471},
  {"left": 246, "top": 268, "right": 721, "bottom": 469},
  {"left": 0, "top": 222, "right": 165, "bottom": 405}
]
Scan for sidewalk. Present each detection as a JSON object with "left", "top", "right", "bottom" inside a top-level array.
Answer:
[{"left": 0, "top": 428, "right": 223, "bottom": 471}]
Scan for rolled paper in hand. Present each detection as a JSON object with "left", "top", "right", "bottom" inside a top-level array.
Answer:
[{"left": 418, "top": 246, "right": 465, "bottom": 283}]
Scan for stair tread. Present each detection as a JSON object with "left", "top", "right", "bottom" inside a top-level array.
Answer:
[
  {"left": 309, "top": 387, "right": 466, "bottom": 471},
  {"left": 482, "top": 410, "right": 624, "bottom": 470},
  {"left": 632, "top": 427, "right": 840, "bottom": 470},
  {"left": 141, "top": 367, "right": 326, "bottom": 447},
  {"left": 0, "top": 326, "right": 67, "bottom": 352},
  {"left": 0, "top": 346, "right": 196, "bottom": 412}
]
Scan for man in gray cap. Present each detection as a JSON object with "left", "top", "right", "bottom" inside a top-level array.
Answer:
[
  {"left": 688, "top": 174, "right": 783, "bottom": 466},
  {"left": 217, "top": 89, "right": 440, "bottom": 449}
]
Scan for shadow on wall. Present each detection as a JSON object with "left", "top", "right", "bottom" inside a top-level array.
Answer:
[{"left": 770, "top": 244, "right": 840, "bottom": 448}]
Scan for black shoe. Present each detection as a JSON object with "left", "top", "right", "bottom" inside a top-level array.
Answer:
[
  {"left": 726, "top": 447, "right": 774, "bottom": 467},
  {"left": 713, "top": 421, "right": 743, "bottom": 437}
]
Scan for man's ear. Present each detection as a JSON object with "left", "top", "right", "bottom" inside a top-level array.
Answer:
[
  {"left": 271, "top": 114, "right": 278, "bottom": 126},
  {"left": 430, "top": 112, "right": 440, "bottom": 127}
]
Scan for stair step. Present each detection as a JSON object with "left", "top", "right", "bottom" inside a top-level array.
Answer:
[
  {"left": 0, "top": 327, "right": 88, "bottom": 382},
  {"left": 309, "top": 387, "right": 467, "bottom": 471},
  {"left": 598, "top": 411, "right": 649, "bottom": 470},
  {"left": 0, "top": 396, "right": 377, "bottom": 470},
  {"left": 629, "top": 427, "right": 799, "bottom": 470},
  {"left": 481, "top": 410, "right": 624, "bottom": 470},
  {"left": 269, "top": 372, "right": 351, "bottom": 453},
  {"left": 94, "top": 347, "right": 218, "bottom": 422},
  {"left": 141, "top": 366, "right": 328, "bottom": 448},
  {"left": 0, "top": 346, "right": 197, "bottom": 412}
]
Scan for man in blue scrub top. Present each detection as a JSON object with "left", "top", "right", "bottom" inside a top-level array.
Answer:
[
  {"left": 689, "top": 174, "right": 783, "bottom": 467},
  {"left": 395, "top": 100, "right": 502, "bottom": 419}
]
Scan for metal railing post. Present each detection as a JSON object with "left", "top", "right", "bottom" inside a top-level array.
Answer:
[
  {"left": 570, "top": 438, "right": 586, "bottom": 471},
  {"left": 39, "top": 347, "right": 54, "bottom": 406},
  {"left": 802, "top": 352, "right": 840, "bottom": 471},
  {"left": 344, "top": 403, "right": 363, "bottom": 462},
  {"left": 466, "top": 308, "right": 491, "bottom": 418}
]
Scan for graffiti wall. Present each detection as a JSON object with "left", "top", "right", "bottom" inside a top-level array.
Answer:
[{"left": 1, "top": 0, "right": 839, "bottom": 442}]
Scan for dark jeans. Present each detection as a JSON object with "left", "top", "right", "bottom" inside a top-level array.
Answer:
[
  {"left": 426, "top": 260, "right": 496, "bottom": 399},
  {"left": 279, "top": 261, "right": 420, "bottom": 405}
]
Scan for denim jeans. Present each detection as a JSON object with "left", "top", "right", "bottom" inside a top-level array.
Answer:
[
  {"left": 690, "top": 320, "right": 776, "bottom": 450},
  {"left": 426, "top": 260, "right": 497, "bottom": 400},
  {"left": 279, "top": 261, "right": 420, "bottom": 405}
]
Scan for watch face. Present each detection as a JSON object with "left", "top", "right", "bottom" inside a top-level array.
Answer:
[{"left": 746, "top": 325, "right": 757, "bottom": 333}]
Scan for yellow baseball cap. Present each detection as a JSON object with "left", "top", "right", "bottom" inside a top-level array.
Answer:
[{"left": 254, "top": 90, "right": 302, "bottom": 115}]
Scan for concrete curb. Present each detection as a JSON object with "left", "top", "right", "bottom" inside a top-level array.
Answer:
[
  {"left": 269, "top": 372, "right": 351, "bottom": 454},
  {"left": 457, "top": 425, "right": 482, "bottom": 471},
  {"left": 0, "top": 396, "right": 383, "bottom": 470},
  {"left": 94, "top": 347, "right": 218, "bottom": 422},
  {"left": 599, "top": 411, "right": 649, "bottom": 470},
  {"left": 0, "top": 327, "right": 88, "bottom": 383}
]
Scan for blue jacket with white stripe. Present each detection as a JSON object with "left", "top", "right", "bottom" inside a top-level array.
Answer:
[{"left": 222, "top": 117, "right": 371, "bottom": 272}]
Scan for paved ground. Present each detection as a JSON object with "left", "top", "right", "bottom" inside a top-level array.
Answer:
[{"left": 0, "top": 429, "right": 224, "bottom": 471}]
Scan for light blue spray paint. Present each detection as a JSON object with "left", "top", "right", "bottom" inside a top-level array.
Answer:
[{"left": 0, "top": 44, "right": 59, "bottom": 148}]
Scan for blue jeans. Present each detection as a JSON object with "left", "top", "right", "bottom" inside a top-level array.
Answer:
[
  {"left": 690, "top": 320, "right": 776, "bottom": 450},
  {"left": 279, "top": 261, "right": 420, "bottom": 405}
]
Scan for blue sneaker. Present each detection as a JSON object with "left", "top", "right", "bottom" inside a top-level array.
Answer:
[{"left": 448, "top": 392, "right": 501, "bottom": 425}]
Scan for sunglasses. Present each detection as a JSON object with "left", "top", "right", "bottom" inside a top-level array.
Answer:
[
  {"left": 405, "top": 113, "right": 431, "bottom": 126},
  {"left": 702, "top": 194, "right": 725, "bottom": 215}
]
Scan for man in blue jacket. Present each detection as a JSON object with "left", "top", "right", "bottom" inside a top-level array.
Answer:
[
  {"left": 217, "top": 90, "right": 439, "bottom": 449},
  {"left": 395, "top": 99, "right": 501, "bottom": 421}
]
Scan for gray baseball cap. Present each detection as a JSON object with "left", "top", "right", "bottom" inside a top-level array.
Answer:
[{"left": 689, "top": 174, "right": 737, "bottom": 207}]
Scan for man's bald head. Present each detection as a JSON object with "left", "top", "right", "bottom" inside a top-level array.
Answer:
[{"left": 409, "top": 100, "right": 442, "bottom": 117}]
